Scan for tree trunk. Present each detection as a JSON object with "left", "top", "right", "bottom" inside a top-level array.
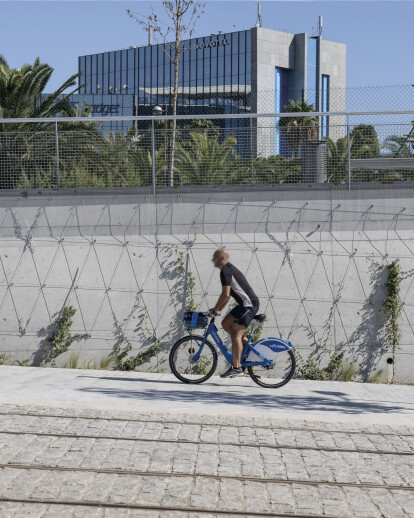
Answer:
[{"left": 169, "top": 16, "right": 181, "bottom": 187}]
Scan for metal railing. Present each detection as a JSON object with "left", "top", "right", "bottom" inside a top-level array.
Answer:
[{"left": 1, "top": 110, "right": 414, "bottom": 193}]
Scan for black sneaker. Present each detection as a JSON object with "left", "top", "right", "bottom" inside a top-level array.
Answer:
[{"left": 220, "top": 367, "right": 243, "bottom": 378}]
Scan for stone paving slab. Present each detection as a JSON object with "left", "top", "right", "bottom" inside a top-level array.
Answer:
[
  {"left": 1, "top": 368, "right": 414, "bottom": 517},
  {"left": 1, "top": 413, "right": 413, "bottom": 454},
  {"left": 0, "top": 433, "right": 413, "bottom": 486},
  {"left": 0, "top": 466, "right": 412, "bottom": 517},
  {"left": 0, "top": 502, "right": 227, "bottom": 518},
  {"left": 0, "top": 405, "right": 413, "bottom": 518}
]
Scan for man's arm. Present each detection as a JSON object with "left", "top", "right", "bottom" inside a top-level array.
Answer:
[{"left": 210, "top": 286, "right": 231, "bottom": 315}]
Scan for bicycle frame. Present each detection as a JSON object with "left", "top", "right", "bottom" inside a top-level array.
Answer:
[{"left": 189, "top": 316, "right": 272, "bottom": 367}]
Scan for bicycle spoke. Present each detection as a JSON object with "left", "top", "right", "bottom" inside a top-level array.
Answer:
[
  {"left": 248, "top": 350, "right": 295, "bottom": 388},
  {"left": 170, "top": 336, "right": 217, "bottom": 383}
]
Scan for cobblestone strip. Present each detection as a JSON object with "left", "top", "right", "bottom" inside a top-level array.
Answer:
[
  {"left": 1, "top": 466, "right": 403, "bottom": 517},
  {"left": 1, "top": 414, "right": 414, "bottom": 454},
  {"left": 1, "top": 434, "right": 414, "bottom": 487},
  {"left": 0, "top": 501, "right": 220, "bottom": 518},
  {"left": 1, "top": 403, "right": 414, "bottom": 437}
]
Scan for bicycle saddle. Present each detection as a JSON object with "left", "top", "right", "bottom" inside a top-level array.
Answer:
[{"left": 253, "top": 314, "right": 266, "bottom": 322}]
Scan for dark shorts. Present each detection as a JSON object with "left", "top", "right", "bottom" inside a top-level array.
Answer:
[{"left": 229, "top": 305, "right": 259, "bottom": 328}]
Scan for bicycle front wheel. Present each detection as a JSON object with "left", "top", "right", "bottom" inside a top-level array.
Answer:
[
  {"left": 169, "top": 335, "right": 217, "bottom": 384},
  {"left": 248, "top": 350, "right": 296, "bottom": 388}
]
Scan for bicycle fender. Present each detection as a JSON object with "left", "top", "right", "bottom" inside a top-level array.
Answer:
[{"left": 246, "top": 338, "right": 294, "bottom": 362}]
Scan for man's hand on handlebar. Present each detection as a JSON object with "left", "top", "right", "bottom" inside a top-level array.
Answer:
[{"left": 208, "top": 309, "right": 221, "bottom": 317}]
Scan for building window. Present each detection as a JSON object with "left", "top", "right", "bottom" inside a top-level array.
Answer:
[
  {"left": 85, "top": 55, "right": 92, "bottom": 94},
  {"left": 79, "top": 56, "right": 86, "bottom": 93},
  {"left": 274, "top": 67, "right": 288, "bottom": 155},
  {"left": 321, "top": 74, "right": 329, "bottom": 138}
]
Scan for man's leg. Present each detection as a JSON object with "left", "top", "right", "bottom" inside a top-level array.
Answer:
[
  {"left": 229, "top": 323, "right": 246, "bottom": 368},
  {"left": 223, "top": 314, "right": 248, "bottom": 345},
  {"left": 222, "top": 314, "right": 246, "bottom": 368},
  {"left": 221, "top": 313, "right": 234, "bottom": 334}
]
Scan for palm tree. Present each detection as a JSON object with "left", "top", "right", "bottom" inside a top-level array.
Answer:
[
  {"left": 382, "top": 134, "right": 413, "bottom": 158},
  {"left": 0, "top": 57, "right": 83, "bottom": 130},
  {"left": 174, "top": 125, "right": 239, "bottom": 185},
  {"left": 0, "top": 55, "right": 7, "bottom": 66},
  {"left": 326, "top": 136, "right": 349, "bottom": 183},
  {"left": 278, "top": 99, "right": 318, "bottom": 157},
  {"left": 0, "top": 58, "right": 101, "bottom": 189},
  {"left": 350, "top": 124, "right": 380, "bottom": 159},
  {"left": 253, "top": 155, "right": 301, "bottom": 184},
  {"left": 327, "top": 131, "right": 385, "bottom": 184}
]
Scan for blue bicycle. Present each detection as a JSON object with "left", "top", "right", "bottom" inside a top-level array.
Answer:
[{"left": 169, "top": 310, "right": 296, "bottom": 388}]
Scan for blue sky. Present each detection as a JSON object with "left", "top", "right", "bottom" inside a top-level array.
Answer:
[{"left": 1, "top": 1, "right": 413, "bottom": 91}]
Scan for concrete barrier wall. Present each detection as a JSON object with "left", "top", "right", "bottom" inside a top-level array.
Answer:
[{"left": 1, "top": 187, "right": 413, "bottom": 382}]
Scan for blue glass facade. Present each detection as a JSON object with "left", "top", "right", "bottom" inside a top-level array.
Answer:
[
  {"left": 321, "top": 74, "right": 330, "bottom": 138},
  {"left": 274, "top": 67, "right": 289, "bottom": 155},
  {"left": 75, "top": 30, "right": 252, "bottom": 151},
  {"left": 78, "top": 30, "right": 251, "bottom": 115}
]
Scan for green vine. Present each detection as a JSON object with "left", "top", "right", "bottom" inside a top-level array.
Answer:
[
  {"left": 293, "top": 277, "right": 347, "bottom": 381},
  {"left": 0, "top": 353, "right": 11, "bottom": 365},
  {"left": 175, "top": 245, "right": 198, "bottom": 311},
  {"left": 46, "top": 306, "right": 89, "bottom": 363},
  {"left": 375, "top": 259, "right": 413, "bottom": 372},
  {"left": 245, "top": 319, "right": 264, "bottom": 344},
  {"left": 113, "top": 302, "right": 160, "bottom": 371},
  {"left": 295, "top": 349, "right": 345, "bottom": 381}
]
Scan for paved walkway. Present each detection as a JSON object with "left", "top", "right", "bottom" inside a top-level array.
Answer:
[
  {"left": 1, "top": 366, "right": 414, "bottom": 425},
  {"left": 0, "top": 366, "right": 414, "bottom": 517}
]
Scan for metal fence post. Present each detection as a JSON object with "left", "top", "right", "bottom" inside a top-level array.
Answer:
[
  {"left": 151, "top": 118, "right": 156, "bottom": 195},
  {"left": 55, "top": 121, "right": 60, "bottom": 189},
  {"left": 33, "top": 96, "right": 37, "bottom": 188},
  {"left": 347, "top": 114, "right": 351, "bottom": 191}
]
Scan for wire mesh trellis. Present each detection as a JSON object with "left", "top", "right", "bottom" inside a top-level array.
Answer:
[
  {"left": 2, "top": 191, "right": 414, "bottom": 381},
  {"left": 1, "top": 110, "right": 414, "bottom": 192}
]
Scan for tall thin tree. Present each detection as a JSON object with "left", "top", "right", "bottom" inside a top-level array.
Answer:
[{"left": 128, "top": 0, "right": 205, "bottom": 187}]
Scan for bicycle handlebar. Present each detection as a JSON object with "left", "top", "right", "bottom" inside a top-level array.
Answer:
[{"left": 199, "top": 311, "right": 218, "bottom": 318}]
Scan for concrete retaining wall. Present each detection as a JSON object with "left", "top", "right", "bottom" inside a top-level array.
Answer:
[{"left": 1, "top": 187, "right": 413, "bottom": 382}]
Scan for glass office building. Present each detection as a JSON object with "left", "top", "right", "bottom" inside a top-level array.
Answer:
[
  {"left": 74, "top": 27, "right": 346, "bottom": 156},
  {"left": 78, "top": 31, "right": 251, "bottom": 113}
]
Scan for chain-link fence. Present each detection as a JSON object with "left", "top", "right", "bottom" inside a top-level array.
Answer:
[
  {"left": 1, "top": 111, "right": 414, "bottom": 192},
  {"left": 258, "top": 84, "right": 414, "bottom": 113}
]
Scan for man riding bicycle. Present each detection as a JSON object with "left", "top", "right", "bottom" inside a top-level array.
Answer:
[{"left": 209, "top": 248, "right": 260, "bottom": 378}]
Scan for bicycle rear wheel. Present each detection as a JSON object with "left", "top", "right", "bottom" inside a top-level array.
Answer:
[
  {"left": 248, "top": 350, "right": 296, "bottom": 388},
  {"left": 169, "top": 335, "right": 217, "bottom": 384}
]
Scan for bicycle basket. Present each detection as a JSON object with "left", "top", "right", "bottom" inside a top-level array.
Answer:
[{"left": 183, "top": 311, "right": 208, "bottom": 330}]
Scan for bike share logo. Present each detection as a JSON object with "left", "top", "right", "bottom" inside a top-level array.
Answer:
[
  {"left": 188, "top": 38, "right": 229, "bottom": 51},
  {"left": 261, "top": 340, "right": 289, "bottom": 351}
]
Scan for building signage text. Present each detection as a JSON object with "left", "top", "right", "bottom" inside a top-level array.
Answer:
[
  {"left": 69, "top": 103, "right": 120, "bottom": 116},
  {"left": 188, "top": 38, "right": 228, "bottom": 51},
  {"left": 92, "top": 104, "right": 120, "bottom": 116}
]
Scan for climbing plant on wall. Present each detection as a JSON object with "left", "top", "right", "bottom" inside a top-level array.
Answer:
[
  {"left": 113, "top": 300, "right": 160, "bottom": 371},
  {"left": 375, "top": 259, "right": 413, "bottom": 381},
  {"left": 175, "top": 238, "right": 199, "bottom": 311}
]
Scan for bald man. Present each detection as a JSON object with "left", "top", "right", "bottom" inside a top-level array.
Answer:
[{"left": 209, "top": 248, "right": 259, "bottom": 378}]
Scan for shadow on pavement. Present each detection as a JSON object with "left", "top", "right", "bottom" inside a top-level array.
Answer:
[
  {"left": 77, "top": 376, "right": 180, "bottom": 386},
  {"left": 76, "top": 385, "right": 412, "bottom": 415}
]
